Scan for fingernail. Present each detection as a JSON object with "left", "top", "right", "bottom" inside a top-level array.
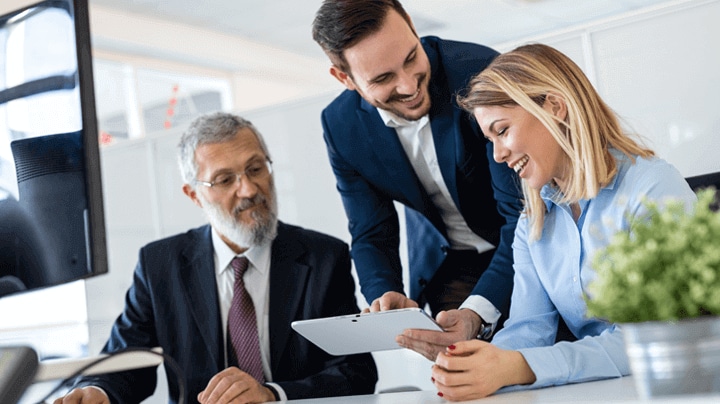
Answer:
[
  {"left": 431, "top": 377, "right": 435, "bottom": 382},
  {"left": 437, "top": 392, "right": 444, "bottom": 397},
  {"left": 448, "top": 344, "right": 456, "bottom": 350}
]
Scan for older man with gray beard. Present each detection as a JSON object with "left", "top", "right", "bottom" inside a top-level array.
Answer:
[{"left": 55, "top": 112, "right": 377, "bottom": 404}]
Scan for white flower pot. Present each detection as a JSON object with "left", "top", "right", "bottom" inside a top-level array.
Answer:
[{"left": 623, "top": 316, "right": 720, "bottom": 398}]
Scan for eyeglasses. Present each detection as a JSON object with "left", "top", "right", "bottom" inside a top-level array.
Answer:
[{"left": 195, "top": 159, "right": 273, "bottom": 191}]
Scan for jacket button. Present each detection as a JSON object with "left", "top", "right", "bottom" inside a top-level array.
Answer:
[
  {"left": 419, "top": 278, "right": 427, "bottom": 286},
  {"left": 441, "top": 245, "right": 449, "bottom": 254}
]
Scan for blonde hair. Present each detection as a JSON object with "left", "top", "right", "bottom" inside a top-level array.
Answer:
[{"left": 458, "top": 43, "right": 653, "bottom": 240}]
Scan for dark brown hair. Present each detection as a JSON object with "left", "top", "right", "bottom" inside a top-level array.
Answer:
[{"left": 312, "top": 0, "right": 414, "bottom": 74}]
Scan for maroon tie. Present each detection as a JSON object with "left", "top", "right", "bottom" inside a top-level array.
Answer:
[{"left": 227, "top": 256, "right": 265, "bottom": 383}]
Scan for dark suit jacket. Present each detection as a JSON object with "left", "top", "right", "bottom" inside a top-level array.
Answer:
[
  {"left": 78, "top": 222, "right": 377, "bottom": 403},
  {"left": 320, "top": 36, "right": 523, "bottom": 316}
]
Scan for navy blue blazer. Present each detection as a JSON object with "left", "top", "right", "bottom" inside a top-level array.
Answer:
[
  {"left": 320, "top": 36, "right": 523, "bottom": 316},
  {"left": 78, "top": 222, "right": 377, "bottom": 403}
]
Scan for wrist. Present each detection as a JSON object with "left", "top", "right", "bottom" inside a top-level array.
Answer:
[
  {"left": 263, "top": 383, "right": 280, "bottom": 401},
  {"left": 477, "top": 317, "right": 493, "bottom": 340},
  {"left": 506, "top": 351, "right": 536, "bottom": 386},
  {"left": 460, "top": 308, "right": 485, "bottom": 340}
]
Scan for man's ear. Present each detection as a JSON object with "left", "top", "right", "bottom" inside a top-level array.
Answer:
[
  {"left": 544, "top": 92, "right": 568, "bottom": 121},
  {"left": 182, "top": 183, "right": 203, "bottom": 208},
  {"left": 329, "top": 65, "right": 357, "bottom": 91}
]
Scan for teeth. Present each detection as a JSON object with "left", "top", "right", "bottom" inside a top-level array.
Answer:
[
  {"left": 513, "top": 155, "right": 529, "bottom": 174},
  {"left": 400, "top": 88, "right": 420, "bottom": 103}
]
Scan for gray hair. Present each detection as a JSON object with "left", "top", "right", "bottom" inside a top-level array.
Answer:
[{"left": 177, "top": 111, "right": 271, "bottom": 186}]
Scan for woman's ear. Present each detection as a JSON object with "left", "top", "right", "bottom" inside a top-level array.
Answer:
[{"left": 544, "top": 92, "right": 568, "bottom": 121}]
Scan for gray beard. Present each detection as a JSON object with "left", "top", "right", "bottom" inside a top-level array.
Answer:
[{"left": 200, "top": 188, "right": 278, "bottom": 249}]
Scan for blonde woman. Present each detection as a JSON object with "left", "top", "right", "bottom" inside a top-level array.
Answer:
[{"left": 431, "top": 43, "right": 696, "bottom": 401}]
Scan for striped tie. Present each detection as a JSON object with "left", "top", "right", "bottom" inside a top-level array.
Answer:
[{"left": 227, "top": 256, "right": 265, "bottom": 383}]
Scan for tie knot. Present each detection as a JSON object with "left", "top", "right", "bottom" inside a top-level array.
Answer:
[{"left": 231, "top": 256, "right": 249, "bottom": 280}]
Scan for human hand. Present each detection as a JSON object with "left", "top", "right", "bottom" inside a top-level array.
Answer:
[
  {"left": 197, "top": 367, "right": 275, "bottom": 404},
  {"left": 362, "top": 291, "right": 419, "bottom": 313},
  {"left": 396, "top": 309, "right": 480, "bottom": 361},
  {"left": 431, "top": 340, "right": 535, "bottom": 401},
  {"left": 52, "top": 386, "right": 110, "bottom": 404}
]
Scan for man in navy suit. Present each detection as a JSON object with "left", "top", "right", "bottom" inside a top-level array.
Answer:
[
  {"left": 55, "top": 112, "right": 377, "bottom": 404},
  {"left": 312, "top": 0, "right": 524, "bottom": 361}
]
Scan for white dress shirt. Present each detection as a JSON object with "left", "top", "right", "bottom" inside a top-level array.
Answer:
[
  {"left": 378, "top": 109, "right": 500, "bottom": 325},
  {"left": 211, "top": 229, "right": 287, "bottom": 400}
]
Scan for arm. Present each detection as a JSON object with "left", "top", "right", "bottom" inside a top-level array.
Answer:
[
  {"left": 431, "top": 218, "right": 624, "bottom": 400},
  {"left": 273, "top": 235, "right": 378, "bottom": 399},
  {"left": 321, "top": 109, "right": 405, "bottom": 305},
  {"left": 468, "top": 141, "right": 522, "bottom": 319},
  {"left": 70, "top": 255, "right": 160, "bottom": 403}
]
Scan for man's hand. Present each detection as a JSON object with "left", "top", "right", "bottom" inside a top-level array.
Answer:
[
  {"left": 53, "top": 386, "right": 110, "bottom": 404},
  {"left": 396, "top": 309, "right": 482, "bottom": 361},
  {"left": 197, "top": 367, "right": 275, "bottom": 404},
  {"left": 363, "top": 291, "right": 419, "bottom": 313}
]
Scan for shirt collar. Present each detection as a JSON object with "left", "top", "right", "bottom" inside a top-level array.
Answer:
[
  {"left": 377, "top": 108, "right": 428, "bottom": 129},
  {"left": 211, "top": 227, "right": 272, "bottom": 277},
  {"left": 539, "top": 148, "right": 626, "bottom": 209}
]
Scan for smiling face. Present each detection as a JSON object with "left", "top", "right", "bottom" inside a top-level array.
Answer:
[
  {"left": 474, "top": 100, "right": 570, "bottom": 191},
  {"left": 329, "top": 10, "right": 431, "bottom": 121},
  {"left": 183, "top": 127, "right": 277, "bottom": 252}
]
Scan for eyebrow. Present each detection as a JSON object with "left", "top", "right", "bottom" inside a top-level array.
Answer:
[{"left": 488, "top": 119, "right": 502, "bottom": 135}]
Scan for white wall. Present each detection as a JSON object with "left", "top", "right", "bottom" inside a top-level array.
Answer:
[{"left": 493, "top": 0, "right": 720, "bottom": 178}]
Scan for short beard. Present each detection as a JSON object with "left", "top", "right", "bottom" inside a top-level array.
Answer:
[{"left": 200, "top": 185, "right": 278, "bottom": 249}]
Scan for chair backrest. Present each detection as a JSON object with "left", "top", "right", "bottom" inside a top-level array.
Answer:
[{"left": 685, "top": 172, "right": 720, "bottom": 211}]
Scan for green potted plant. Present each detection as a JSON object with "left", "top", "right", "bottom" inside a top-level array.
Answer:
[{"left": 585, "top": 188, "right": 720, "bottom": 398}]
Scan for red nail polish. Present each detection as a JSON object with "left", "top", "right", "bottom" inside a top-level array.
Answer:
[
  {"left": 431, "top": 377, "right": 435, "bottom": 382},
  {"left": 448, "top": 344, "right": 456, "bottom": 350},
  {"left": 437, "top": 392, "right": 444, "bottom": 397}
]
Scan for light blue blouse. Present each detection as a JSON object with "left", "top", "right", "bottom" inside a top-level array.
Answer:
[{"left": 492, "top": 150, "right": 697, "bottom": 390}]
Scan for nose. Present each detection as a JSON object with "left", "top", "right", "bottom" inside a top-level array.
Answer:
[
  {"left": 492, "top": 141, "right": 510, "bottom": 164},
  {"left": 395, "top": 68, "right": 416, "bottom": 95},
  {"left": 233, "top": 174, "right": 258, "bottom": 197}
]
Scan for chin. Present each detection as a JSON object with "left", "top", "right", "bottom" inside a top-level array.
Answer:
[{"left": 396, "top": 103, "right": 431, "bottom": 121}]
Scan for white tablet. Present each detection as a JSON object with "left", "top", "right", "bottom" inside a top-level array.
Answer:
[{"left": 291, "top": 308, "right": 443, "bottom": 356}]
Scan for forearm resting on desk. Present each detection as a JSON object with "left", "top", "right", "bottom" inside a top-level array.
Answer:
[{"left": 432, "top": 340, "right": 535, "bottom": 401}]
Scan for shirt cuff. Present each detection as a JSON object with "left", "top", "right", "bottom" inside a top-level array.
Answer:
[
  {"left": 265, "top": 382, "right": 287, "bottom": 402},
  {"left": 459, "top": 294, "right": 501, "bottom": 331}
]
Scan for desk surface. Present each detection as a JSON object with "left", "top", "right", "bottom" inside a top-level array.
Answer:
[{"left": 276, "top": 376, "right": 720, "bottom": 403}]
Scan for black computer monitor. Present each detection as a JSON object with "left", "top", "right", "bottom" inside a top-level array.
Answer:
[{"left": 0, "top": 0, "right": 107, "bottom": 298}]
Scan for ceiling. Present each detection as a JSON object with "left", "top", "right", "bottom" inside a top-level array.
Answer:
[{"left": 89, "top": 0, "right": 671, "bottom": 67}]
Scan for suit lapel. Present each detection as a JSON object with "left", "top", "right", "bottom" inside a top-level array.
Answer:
[
  {"left": 179, "top": 226, "right": 224, "bottom": 370},
  {"left": 359, "top": 99, "right": 428, "bottom": 209},
  {"left": 268, "top": 223, "right": 310, "bottom": 373},
  {"left": 430, "top": 103, "right": 461, "bottom": 210},
  {"left": 427, "top": 45, "right": 462, "bottom": 211}
]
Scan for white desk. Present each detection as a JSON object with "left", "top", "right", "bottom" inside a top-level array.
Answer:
[{"left": 275, "top": 376, "right": 720, "bottom": 403}]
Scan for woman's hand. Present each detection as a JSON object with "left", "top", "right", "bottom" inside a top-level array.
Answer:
[{"left": 431, "top": 340, "right": 536, "bottom": 401}]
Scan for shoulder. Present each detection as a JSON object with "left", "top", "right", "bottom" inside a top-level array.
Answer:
[
  {"left": 421, "top": 36, "right": 498, "bottom": 60},
  {"left": 421, "top": 36, "right": 499, "bottom": 95},
  {"left": 612, "top": 153, "right": 696, "bottom": 207},
  {"left": 277, "top": 221, "right": 348, "bottom": 251},
  {"left": 323, "top": 89, "right": 362, "bottom": 119},
  {"left": 140, "top": 224, "right": 211, "bottom": 257},
  {"left": 618, "top": 154, "right": 690, "bottom": 192}
]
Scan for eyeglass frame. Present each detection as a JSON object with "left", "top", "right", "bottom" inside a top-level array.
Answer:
[{"left": 194, "top": 158, "right": 273, "bottom": 191}]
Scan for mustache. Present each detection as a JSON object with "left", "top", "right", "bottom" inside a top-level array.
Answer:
[
  {"left": 386, "top": 73, "right": 426, "bottom": 103},
  {"left": 233, "top": 193, "right": 267, "bottom": 215}
]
